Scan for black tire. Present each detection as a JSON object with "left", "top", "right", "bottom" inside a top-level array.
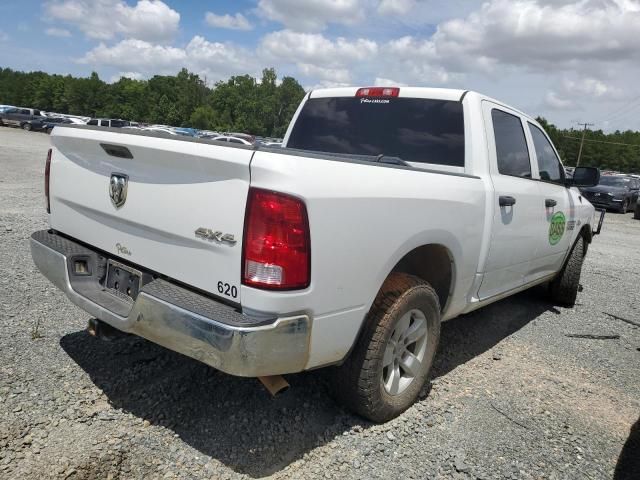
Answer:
[
  {"left": 22, "top": 122, "right": 32, "bottom": 131},
  {"left": 634, "top": 204, "right": 640, "bottom": 220},
  {"left": 330, "top": 273, "right": 441, "bottom": 423},
  {"left": 619, "top": 200, "right": 629, "bottom": 214},
  {"left": 549, "top": 236, "right": 584, "bottom": 307}
]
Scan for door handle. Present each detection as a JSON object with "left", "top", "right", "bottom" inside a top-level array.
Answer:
[
  {"left": 499, "top": 196, "right": 516, "bottom": 207},
  {"left": 545, "top": 199, "right": 557, "bottom": 208}
]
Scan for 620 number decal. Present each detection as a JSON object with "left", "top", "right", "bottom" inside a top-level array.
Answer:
[{"left": 217, "top": 281, "right": 238, "bottom": 299}]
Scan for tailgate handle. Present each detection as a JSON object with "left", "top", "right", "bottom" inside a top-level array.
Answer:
[
  {"left": 545, "top": 199, "right": 557, "bottom": 208},
  {"left": 100, "top": 143, "right": 133, "bottom": 159},
  {"left": 499, "top": 195, "right": 516, "bottom": 207}
]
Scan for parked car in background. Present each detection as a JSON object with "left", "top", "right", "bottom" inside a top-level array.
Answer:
[
  {"left": 141, "top": 127, "right": 178, "bottom": 135},
  {"left": 172, "top": 127, "right": 198, "bottom": 137},
  {"left": 212, "top": 135, "right": 254, "bottom": 145},
  {"left": 0, "top": 107, "right": 45, "bottom": 130},
  {"left": 43, "top": 117, "right": 73, "bottom": 134},
  {"left": 86, "top": 118, "right": 131, "bottom": 128},
  {"left": 580, "top": 175, "right": 640, "bottom": 213}
]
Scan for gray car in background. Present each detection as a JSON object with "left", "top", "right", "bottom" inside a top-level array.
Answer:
[{"left": 0, "top": 107, "right": 45, "bottom": 131}]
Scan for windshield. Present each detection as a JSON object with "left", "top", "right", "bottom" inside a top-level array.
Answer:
[
  {"left": 599, "top": 176, "right": 630, "bottom": 187},
  {"left": 287, "top": 96, "right": 465, "bottom": 167}
]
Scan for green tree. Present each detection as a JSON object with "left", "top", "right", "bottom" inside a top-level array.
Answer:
[{"left": 189, "top": 105, "right": 217, "bottom": 130}]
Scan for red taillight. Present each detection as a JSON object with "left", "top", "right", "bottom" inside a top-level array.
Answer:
[
  {"left": 45, "top": 148, "right": 52, "bottom": 213},
  {"left": 355, "top": 87, "right": 400, "bottom": 97},
  {"left": 242, "top": 188, "right": 310, "bottom": 290}
]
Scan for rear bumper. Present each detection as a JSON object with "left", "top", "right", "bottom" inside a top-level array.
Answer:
[{"left": 30, "top": 230, "right": 310, "bottom": 377}]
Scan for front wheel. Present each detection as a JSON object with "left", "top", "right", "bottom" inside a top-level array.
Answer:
[
  {"left": 549, "top": 236, "right": 584, "bottom": 307},
  {"left": 330, "top": 273, "right": 441, "bottom": 422},
  {"left": 22, "top": 123, "right": 32, "bottom": 131},
  {"left": 619, "top": 200, "right": 629, "bottom": 214}
]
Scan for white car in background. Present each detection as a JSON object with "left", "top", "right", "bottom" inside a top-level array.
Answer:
[{"left": 212, "top": 135, "right": 253, "bottom": 145}]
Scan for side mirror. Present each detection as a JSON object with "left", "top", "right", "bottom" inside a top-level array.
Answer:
[{"left": 569, "top": 166, "right": 600, "bottom": 187}]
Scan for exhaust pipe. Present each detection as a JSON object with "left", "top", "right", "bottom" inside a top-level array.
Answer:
[
  {"left": 257, "top": 375, "right": 290, "bottom": 396},
  {"left": 87, "top": 318, "right": 129, "bottom": 341}
]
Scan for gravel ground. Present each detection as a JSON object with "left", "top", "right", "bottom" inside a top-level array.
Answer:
[{"left": 1, "top": 127, "right": 638, "bottom": 480}]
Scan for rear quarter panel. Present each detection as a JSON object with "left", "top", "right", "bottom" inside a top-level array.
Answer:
[{"left": 246, "top": 151, "right": 487, "bottom": 368}]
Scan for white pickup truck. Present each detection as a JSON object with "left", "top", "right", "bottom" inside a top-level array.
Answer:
[{"left": 31, "top": 86, "right": 603, "bottom": 422}]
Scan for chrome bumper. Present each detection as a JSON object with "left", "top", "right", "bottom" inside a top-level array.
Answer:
[{"left": 30, "top": 230, "right": 310, "bottom": 377}]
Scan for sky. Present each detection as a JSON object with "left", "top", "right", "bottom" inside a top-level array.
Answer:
[{"left": 1, "top": 0, "right": 640, "bottom": 131}]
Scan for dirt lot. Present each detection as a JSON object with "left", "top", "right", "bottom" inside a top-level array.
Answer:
[{"left": 0, "top": 127, "right": 638, "bottom": 479}]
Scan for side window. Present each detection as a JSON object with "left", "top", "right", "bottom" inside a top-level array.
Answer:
[
  {"left": 100, "top": 120, "right": 109, "bottom": 127},
  {"left": 529, "top": 123, "right": 564, "bottom": 183},
  {"left": 87, "top": 119, "right": 98, "bottom": 126},
  {"left": 20, "top": 109, "right": 30, "bottom": 115},
  {"left": 34, "top": 110, "right": 41, "bottom": 116},
  {"left": 491, "top": 109, "right": 532, "bottom": 178}
]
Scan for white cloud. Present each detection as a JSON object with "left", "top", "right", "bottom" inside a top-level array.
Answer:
[
  {"left": 562, "top": 77, "right": 622, "bottom": 100},
  {"left": 45, "top": 27, "right": 71, "bottom": 37},
  {"left": 110, "top": 72, "right": 144, "bottom": 82},
  {"left": 374, "top": 77, "right": 408, "bottom": 87},
  {"left": 429, "top": 0, "right": 640, "bottom": 72},
  {"left": 257, "top": 0, "right": 364, "bottom": 31},
  {"left": 205, "top": 12, "right": 252, "bottom": 31},
  {"left": 377, "top": 0, "right": 416, "bottom": 15},
  {"left": 80, "top": 36, "right": 258, "bottom": 84},
  {"left": 544, "top": 91, "right": 575, "bottom": 110},
  {"left": 45, "top": 0, "right": 180, "bottom": 42},
  {"left": 80, "top": 39, "right": 186, "bottom": 72},
  {"left": 260, "top": 30, "right": 377, "bottom": 67},
  {"left": 298, "top": 64, "right": 352, "bottom": 84},
  {"left": 259, "top": 30, "right": 380, "bottom": 85}
]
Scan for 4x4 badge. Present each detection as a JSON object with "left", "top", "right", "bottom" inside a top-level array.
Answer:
[{"left": 109, "top": 173, "right": 128, "bottom": 208}]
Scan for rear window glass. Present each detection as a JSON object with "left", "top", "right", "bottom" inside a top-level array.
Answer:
[{"left": 287, "top": 96, "right": 465, "bottom": 167}]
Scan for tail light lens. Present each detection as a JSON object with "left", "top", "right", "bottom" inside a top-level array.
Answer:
[
  {"left": 242, "top": 188, "right": 310, "bottom": 290},
  {"left": 45, "top": 148, "right": 52, "bottom": 213}
]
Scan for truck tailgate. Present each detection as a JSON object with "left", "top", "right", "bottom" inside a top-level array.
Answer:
[{"left": 49, "top": 127, "right": 252, "bottom": 301}]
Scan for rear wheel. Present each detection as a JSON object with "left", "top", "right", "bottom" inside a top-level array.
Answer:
[
  {"left": 330, "top": 273, "right": 441, "bottom": 422},
  {"left": 634, "top": 203, "right": 640, "bottom": 220},
  {"left": 22, "top": 122, "right": 32, "bottom": 131},
  {"left": 549, "top": 236, "right": 584, "bottom": 307}
]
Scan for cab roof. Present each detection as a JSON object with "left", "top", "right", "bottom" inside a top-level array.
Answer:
[{"left": 308, "top": 86, "right": 532, "bottom": 120}]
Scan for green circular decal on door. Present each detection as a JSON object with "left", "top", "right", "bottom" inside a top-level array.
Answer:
[{"left": 549, "top": 211, "right": 566, "bottom": 245}]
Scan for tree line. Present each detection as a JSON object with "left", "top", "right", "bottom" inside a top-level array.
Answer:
[
  {"left": 536, "top": 117, "right": 640, "bottom": 173},
  {"left": 0, "top": 67, "right": 305, "bottom": 138},
  {"left": 1, "top": 66, "right": 639, "bottom": 171}
]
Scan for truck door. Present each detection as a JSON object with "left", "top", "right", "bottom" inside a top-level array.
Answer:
[
  {"left": 478, "top": 103, "right": 540, "bottom": 300},
  {"left": 525, "top": 121, "right": 574, "bottom": 281}
]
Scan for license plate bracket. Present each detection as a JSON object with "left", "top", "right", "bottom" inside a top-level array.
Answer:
[{"left": 105, "top": 260, "right": 142, "bottom": 301}]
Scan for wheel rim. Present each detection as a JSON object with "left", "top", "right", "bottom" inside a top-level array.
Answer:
[{"left": 382, "top": 308, "right": 429, "bottom": 396}]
